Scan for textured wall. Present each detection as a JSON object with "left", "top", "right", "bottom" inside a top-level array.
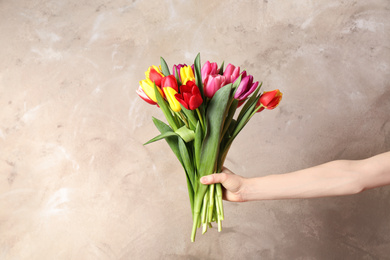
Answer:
[{"left": 1, "top": 0, "right": 389, "bottom": 259}]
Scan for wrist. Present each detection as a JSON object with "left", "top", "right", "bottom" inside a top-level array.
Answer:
[{"left": 239, "top": 177, "right": 251, "bottom": 202}]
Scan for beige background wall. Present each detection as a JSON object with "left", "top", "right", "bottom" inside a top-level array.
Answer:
[{"left": 1, "top": 0, "right": 389, "bottom": 259}]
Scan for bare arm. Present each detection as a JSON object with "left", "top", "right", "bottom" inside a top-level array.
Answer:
[{"left": 200, "top": 151, "right": 390, "bottom": 202}]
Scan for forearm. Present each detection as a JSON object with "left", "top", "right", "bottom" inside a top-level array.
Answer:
[{"left": 242, "top": 152, "right": 390, "bottom": 201}]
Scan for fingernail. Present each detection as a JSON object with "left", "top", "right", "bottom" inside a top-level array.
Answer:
[{"left": 200, "top": 176, "right": 208, "bottom": 183}]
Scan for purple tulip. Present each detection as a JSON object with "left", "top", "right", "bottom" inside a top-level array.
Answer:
[
  {"left": 223, "top": 63, "right": 240, "bottom": 84},
  {"left": 234, "top": 71, "right": 259, "bottom": 101},
  {"left": 203, "top": 74, "right": 226, "bottom": 98}
]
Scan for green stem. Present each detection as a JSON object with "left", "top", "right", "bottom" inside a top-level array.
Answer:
[
  {"left": 196, "top": 108, "right": 205, "bottom": 131},
  {"left": 191, "top": 213, "right": 199, "bottom": 242},
  {"left": 176, "top": 111, "right": 189, "bottom": 128},
  {"left": 249, "top": 104, "right": 264, "bottom": 118},
  {"left": 216, "top": 183, "right": 224, "bottom": 220},
  {"left": 208, "top": 184, "right": 215, "bottom": 223},
  {"left": 201, "top": 190, "right": 208, "bottom": 224}
]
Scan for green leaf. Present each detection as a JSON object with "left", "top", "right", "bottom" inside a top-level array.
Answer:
[
  {"left": 186, "top": 175, "right": 194, "bottom": 215},
  {"left": 160, "top": 57, "right": 170, "bottom": 76},
  {"left": 194, "top": 122, "right": 203, "bottom": 171},
  {"left": 175, "top": 125, "right": 195, "bottom": 142},
  {"left": 221, "top": 98, "right": 238, "bottom": 140},
  {"left": 144, "top": 131, "right": 179, "bottom": 145},
  {"left": 218, "top": 61, "right": 225, "bottom": 75},
  {"left": 199, "top": 83, "right": 233, "bottom": 178},
  {"left": 232, "top": 75, "right": 242, "bottom": 90},
  {"left": 236, "top": 82, "right": 263, "bottom": 123},
  {"left": 151, "top": 117, "right": 183, "bottom": 165},
  {"left": 194, "top": 53, "right": 204, "bottom": 101},
  {"left": 180, "top": 106, "right": 198, "bottom": 130},
  {"left": 178, "top": 137, "right": 195, "bottom": 188},
  {"left": 174, "top": 67, "right": 182, "bottom": 86}
]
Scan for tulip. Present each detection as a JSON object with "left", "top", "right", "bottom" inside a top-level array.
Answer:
[
  {"left": 136, "top": 85, "right": 157, "bottom": 105},
  {"left": 145, "top": 65, "right": 164, "bottom": 87},
  {"left": 201, "top": 61, "right": 219, "bottom": 83},
  {"left": 163, "top": 87, "right": 181, "bottom": 112},
  {"left": 256, "top": 89, "right": 283, "bottom": 112},
  {"left": 140, "top": 78, "right": 164, "bottom": 102},
  {"left": 234, "top": 71, "right": 259, "bottom": 101},
  {"left": 180, "top": 66, "right": 195, "bottom": 85},
  {"left": 223, "top": 63, "right": 240, "bottom": 84},
  {"left": 175, "top": 81, "right": 203, "bottom": 110},
  {"left": 172, "top": 64, "right": 187, "bottom": 79},
  {"left": 203, "top": 74, "right": 226, "bottom": 98},
  {"left": 161, "top": 75, "right": 179, "bottom": 92}
]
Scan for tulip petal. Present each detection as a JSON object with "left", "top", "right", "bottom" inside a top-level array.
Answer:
[
  {"left": 239, "top": 81, "right": 259, "bottom": 100},
  {"left": 234, "top": 76, "right": 250, "bottom": 99},
  {"left": 189, "top": 95, "right": 203, "bottom": 110},
  {"left": 136, "top": 86, "right": 157, "bottom": 105},
  {"left": 163, "top": 87, "right": 181, "bottom": 112},
  {"left": 175, "top": 93, "right": 189, "bottom": 109}
]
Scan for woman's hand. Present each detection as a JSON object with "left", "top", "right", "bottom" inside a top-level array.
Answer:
[{"left": 200, "top": 167, "right": 247, "bottom": 202}]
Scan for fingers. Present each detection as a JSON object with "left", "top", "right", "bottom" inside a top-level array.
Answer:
[{"left": 200, "top": 172, "right": 228, "bottom": 185}]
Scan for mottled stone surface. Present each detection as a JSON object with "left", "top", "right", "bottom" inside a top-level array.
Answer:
[{"left": 0, "top": 0, "right": 389, "bottom": 259}]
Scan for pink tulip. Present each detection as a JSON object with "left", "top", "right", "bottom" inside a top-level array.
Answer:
[
  {"left": 203, "top": 74, "right": 226, "bottom": 98},
  {"left": 223, "top": 63, "right": 240, "bottom": 84},
  {"left": 201, "top": 61, "right": 219, "bottom": 82}
]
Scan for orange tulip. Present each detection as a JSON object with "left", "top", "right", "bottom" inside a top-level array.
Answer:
[{"left": 256, "top": 89, "right": 283, "bottom": 112}]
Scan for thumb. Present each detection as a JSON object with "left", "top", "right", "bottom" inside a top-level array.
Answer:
[{"left": 200, "top": 173, "right": 227, "bottom": 185}]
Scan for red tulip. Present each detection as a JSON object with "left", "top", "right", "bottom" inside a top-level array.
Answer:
[
  {"left": 256, "top": 89, "right": 283, "bottom": 112},
  {"left": 161, "top": 75, "right": 179, "bottom": 92},
  {"left": 146, "top": 65, "right": 164, "bottom": 87},
  {"left": 175, "top": 81, "right": 203, "bottom": 110}
]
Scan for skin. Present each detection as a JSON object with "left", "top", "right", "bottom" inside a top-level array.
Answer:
[{"left": 200, "top": 151, "right": 390, "bottom": 202}]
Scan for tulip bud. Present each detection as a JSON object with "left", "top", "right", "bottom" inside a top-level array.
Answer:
[
  {"left": 201, "top": 61, "right": 219, "bottom": 82},
  {"left": 256, "top": 89, "right": 283, "bottom": 112},
  {"left": 180, "top": 66, "right": 195, "bottom": 85},
  {"left": 203, "top": 74, "right": 226, "bottom": 99},
  {"left": 223, "top": 64, "right": 240, "bottom": 84},
  {"left": 136, "top": 85, "right": 157, "bottom": 105},
  {"left": 145, "top": 65, "right": 164, "bottom": 87},
  {"left": 163, "top": 87, "right": 181, "bottom": 112},
  {"left": 234, "top": 72, "right": 259, "bottom": 101},
  {"left": 161, "top": 75, "right": 179, "bottom": 92},
  {"left": 175, "top": 81, "right": 203, "bottom": 110},
  {"left": 172, "top": 64, "right": 187, "bottom": 79},
  {"left": 139, "top": 78, "right": 164, "bottom": 102}
]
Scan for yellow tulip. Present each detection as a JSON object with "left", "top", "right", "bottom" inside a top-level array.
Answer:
[
  {"left": 180, "top": 66, "right": 195, "bottom": 85},
  {"left": 140, "top": 78, "right": 164, "bottom": 102},
  {"left": 163, "top": 87, "right": 181, "bottom": 112}
]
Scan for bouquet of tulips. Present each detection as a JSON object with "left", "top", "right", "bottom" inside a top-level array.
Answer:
[{"left": 137, "top": 54, "right": 282, "bottom": 242}]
